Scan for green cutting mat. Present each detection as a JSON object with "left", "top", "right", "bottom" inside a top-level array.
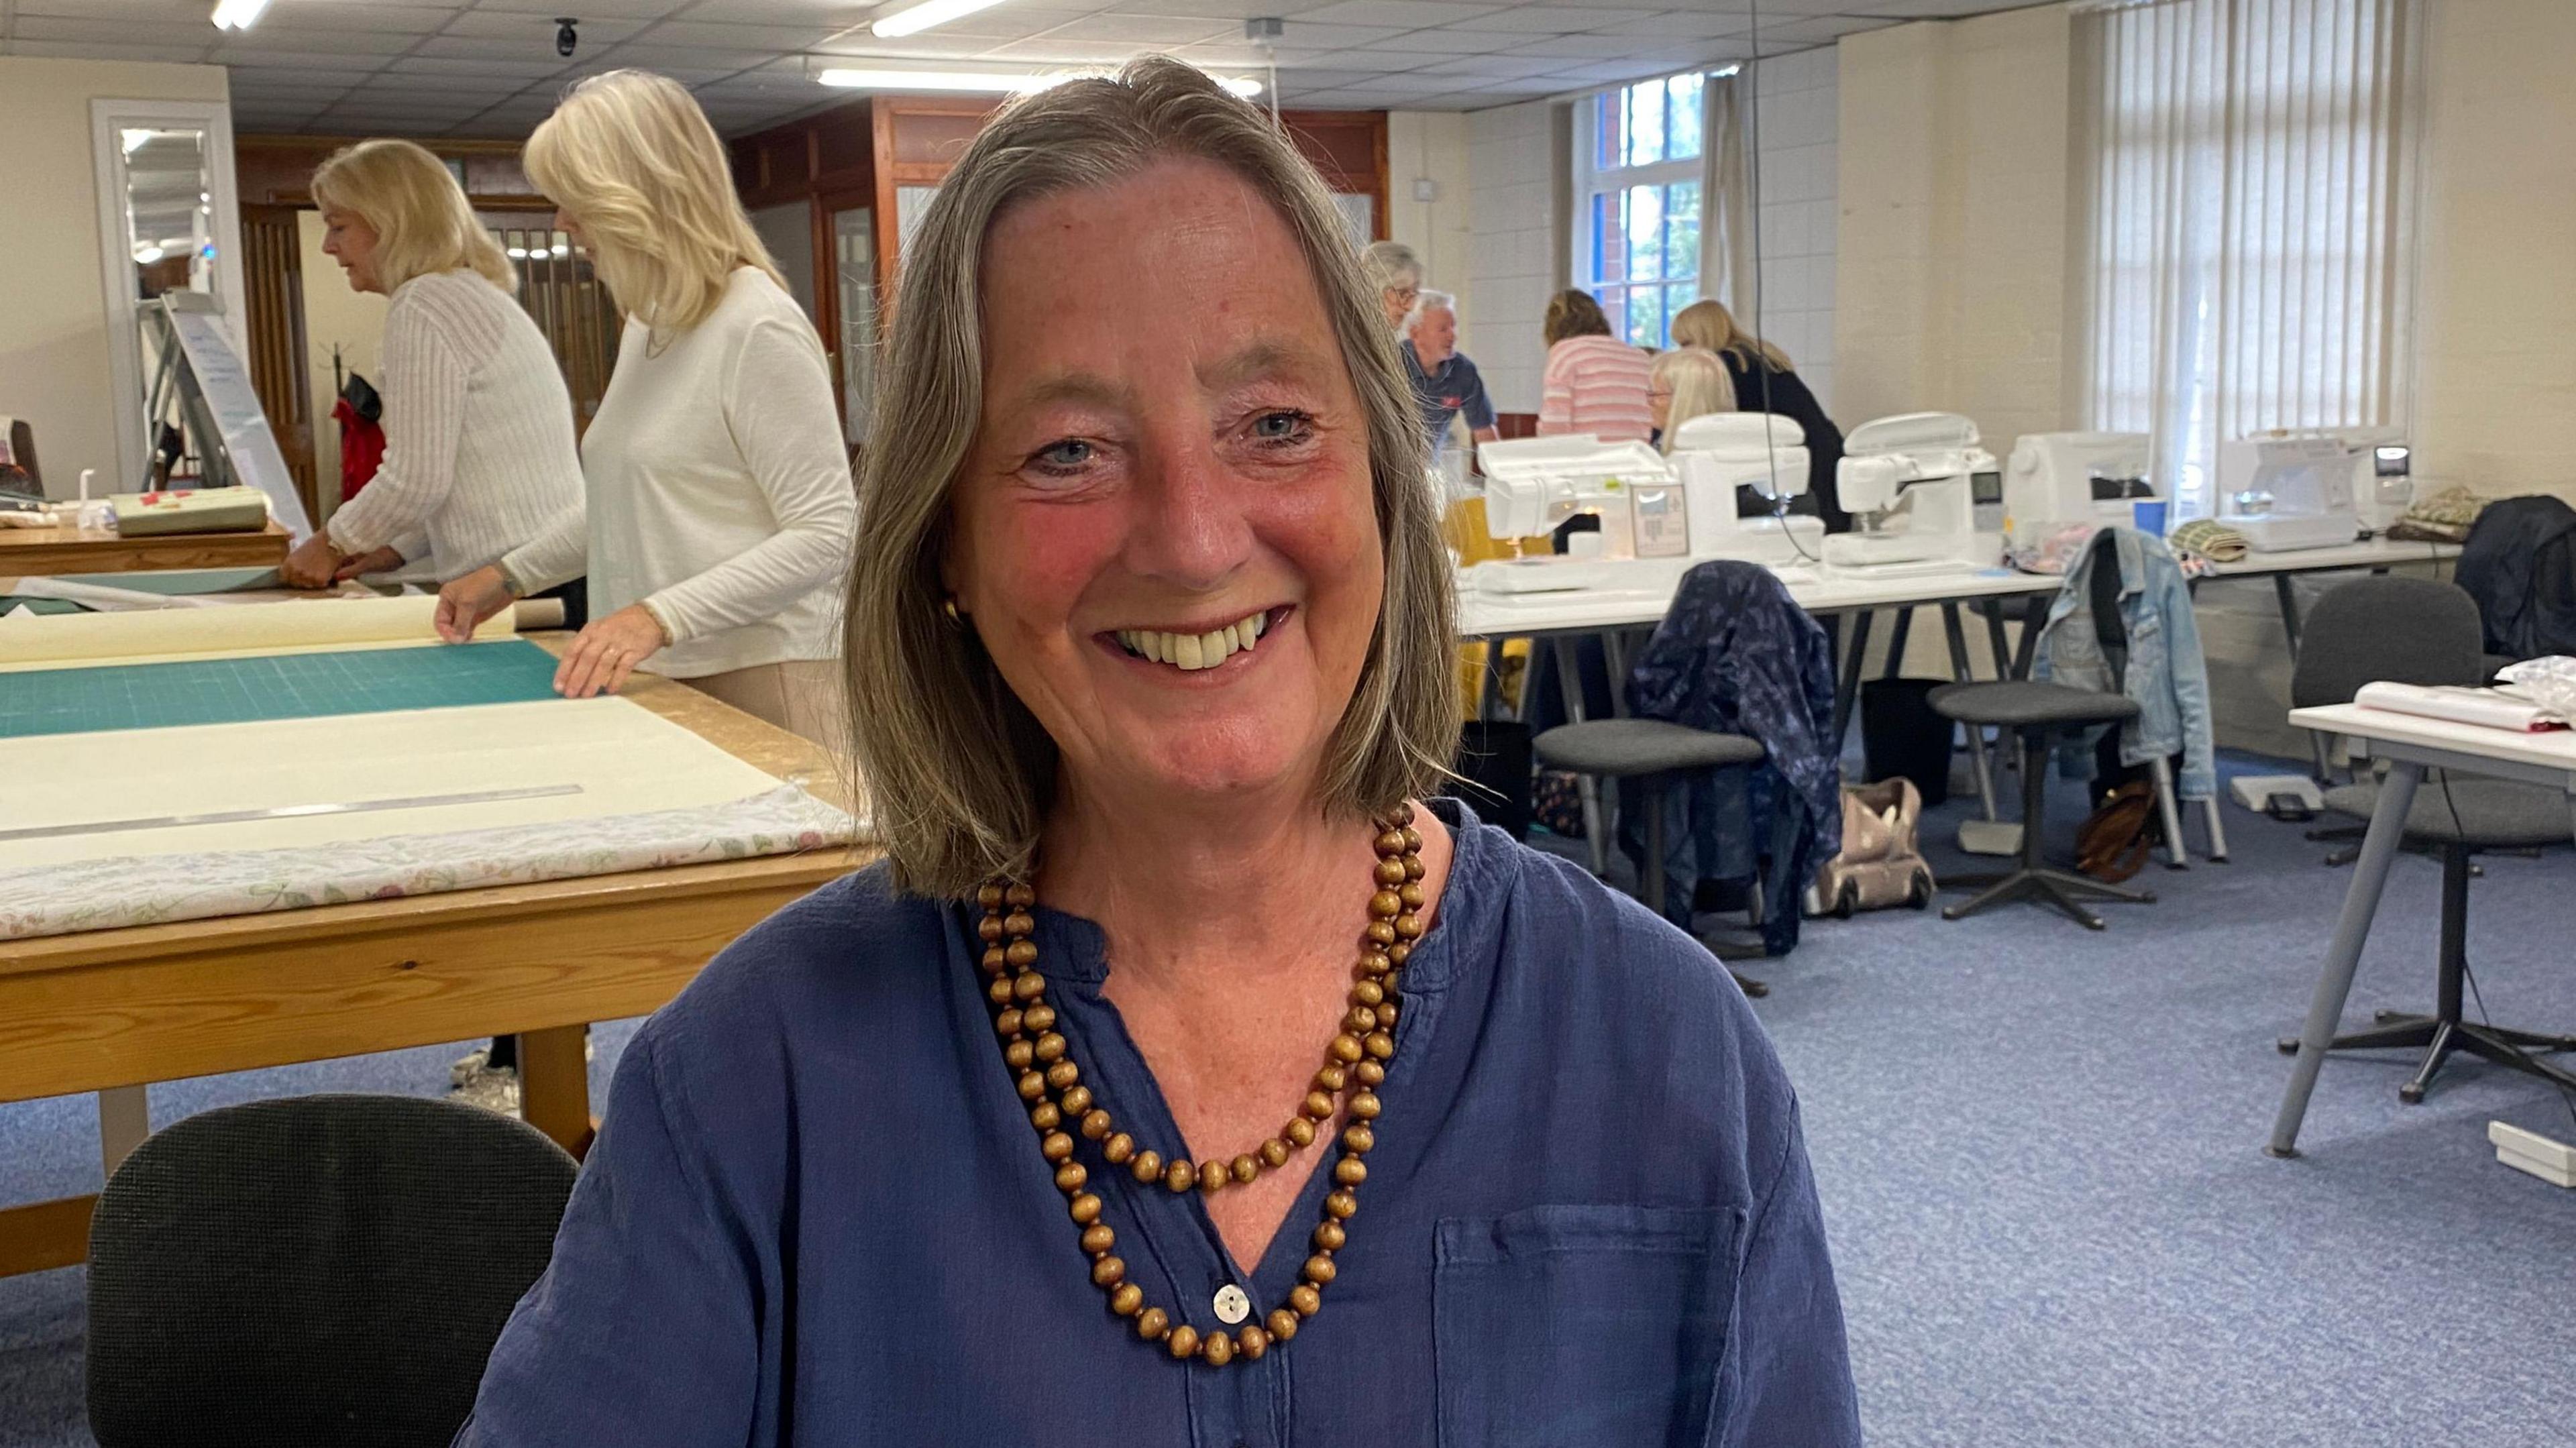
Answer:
[{"left": 0, "top": 638, "right": 564, "bottom": 739}]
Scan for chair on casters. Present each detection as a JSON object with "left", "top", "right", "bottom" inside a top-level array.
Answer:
[
  {"left": 1533, "top": 718, "right": 1768, "bottom": 995},
  {"left": 87, "top": 1094, "right": 578, "bottom": 1448},
  {"left": 2290, "top": 575, "right": 2487, "bottom": 865},
  {"left": 1927, "top": 681, "right": 2157, "bottom": 929}
]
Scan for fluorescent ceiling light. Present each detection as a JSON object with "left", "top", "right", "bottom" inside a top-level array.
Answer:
[
  {"left": 817, "top": 66, "right": 1261, "bottom": 99},
  {"left": 210, "top": 0, "right": 273, "bottom": 30},
  {"left": 870, "top": 0, "right": 1012, "bottom": 40}
]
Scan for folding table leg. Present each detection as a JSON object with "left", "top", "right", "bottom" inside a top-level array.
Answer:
[{"left": 2269, "top": 761, "right": 2423, "bottom": 1157}]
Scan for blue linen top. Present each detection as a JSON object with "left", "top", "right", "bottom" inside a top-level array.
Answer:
[{"left": 458, "top": 800, "right": 1860, "bottom": 1447}]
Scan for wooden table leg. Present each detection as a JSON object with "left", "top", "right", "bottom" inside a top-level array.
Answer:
[
  {"left": 0, "top": 1196, "right": 98, "bottom": 1277},
  {"left": 97, "top": 1085, "right": 151, "bottom": 1176},
  {"left": 519, "top": 1023, "right": 595, "bottom": 1159}
]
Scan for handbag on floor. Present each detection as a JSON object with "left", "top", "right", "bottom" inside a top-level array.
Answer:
[
  {"left": 1811, "top": 777, "right": 1935, "bottom": 917},
  {"left": 2076, "top": 778, "right": 2161, "bottom": 882}
]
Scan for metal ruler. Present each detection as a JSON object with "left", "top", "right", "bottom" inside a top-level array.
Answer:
[{"left": 0, "top": 783, "right": 584, "bottom": 843}]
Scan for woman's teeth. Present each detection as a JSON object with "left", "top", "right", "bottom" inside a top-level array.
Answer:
[{"left": 1116, "top": 611, "right": 1270, "bottom": 671}]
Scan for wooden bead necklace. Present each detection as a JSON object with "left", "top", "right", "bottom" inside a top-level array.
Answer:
[{"left": 976, "top": 803, "right": 1427, "bottom": 1368}]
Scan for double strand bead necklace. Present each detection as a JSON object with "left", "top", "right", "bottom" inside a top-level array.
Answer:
[{"left": 975, "top": 804, "right": 1428, "bottom": 1368}]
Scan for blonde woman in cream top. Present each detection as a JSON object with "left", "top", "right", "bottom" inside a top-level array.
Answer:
[{"left": 439, "top": 70, "right": 855, "bottom": 743}]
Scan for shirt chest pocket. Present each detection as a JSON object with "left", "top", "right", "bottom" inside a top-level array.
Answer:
[{"left": 1433, "top": 1205, "right": 1744, "bottom": 1448}]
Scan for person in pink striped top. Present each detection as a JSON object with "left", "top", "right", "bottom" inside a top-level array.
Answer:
[{"left": 1536, "top": 290, "right": 1655, "bottom": 444}]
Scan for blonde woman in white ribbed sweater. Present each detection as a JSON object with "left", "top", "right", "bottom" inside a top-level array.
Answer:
[
  {"left": 438, "top": 71, "right": 857, "bottom": 743},
  {"left": 281, "top": 140, "right": 584, "bottom": 592}
]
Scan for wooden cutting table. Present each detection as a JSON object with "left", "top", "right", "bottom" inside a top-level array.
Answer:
[
  {"left": 0, "top": 519, "right": 292, "bottom": 577},
  {"left": 0, "top": 640, "right": 866, "bottom": 1276}
]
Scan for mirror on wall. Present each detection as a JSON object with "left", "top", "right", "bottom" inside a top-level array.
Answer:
[
  {"left": 92, "top": 99, "right": 246, "bottom": 492},
  {"left": 119, "top": 127, "right": 217, "bottom": 307}
]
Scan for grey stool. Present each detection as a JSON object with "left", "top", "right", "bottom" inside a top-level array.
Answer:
[
  {"left": 2275, "top": 775, "right": 2576, "bottom": 1102},
  {"left": 1534, "top": 719, "right": 1767, "bottom": 989},
  {"left": 1927, "top": 680, "right": 2158, "bottom": 930}
]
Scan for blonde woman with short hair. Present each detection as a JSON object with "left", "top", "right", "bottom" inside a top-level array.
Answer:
[
  {"left": 438, "top": 70, "right": 857, "bottom": 742},
  {"left": 1668, "top": 298, "right": 1848, "bottom": 530},
  {"left": 278, "top": 139, "right": 584, "bottom": 591},
  {"left": 456, "top": 59, "right": 1855, "bottom": 1445},
  {"left": 1648, "top": 345, "right": 1735, "bottom": 450}
]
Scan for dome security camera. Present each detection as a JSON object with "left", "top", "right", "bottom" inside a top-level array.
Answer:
[{"left": 555, "top": 17, "right": 578, "bottom": 58}]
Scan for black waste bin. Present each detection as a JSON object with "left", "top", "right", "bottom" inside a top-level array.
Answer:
[{"left": 1860, "top": 677, "right": 1954, "bottom": 807}]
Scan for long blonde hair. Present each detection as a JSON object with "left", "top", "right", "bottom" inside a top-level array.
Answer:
[
  {"left": 524, "top": 70, "right": 784, "bottom": 339},
  {"left": 309, "top": 139, "right": 513, "bottom": 294},
  {"left": 843, "top": 57, "right": 1457, "bottom": 898},
  {"left": 1672, "top": 298, "right": 1794, "bottom": 372},
  {"left": 1651, "top": 347, "right": 1736, "bottom": 453}
]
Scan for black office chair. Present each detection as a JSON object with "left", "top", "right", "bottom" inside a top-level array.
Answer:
[
  {"left": 2276, "top": 579, "right": 2576, "bottom": 1103},
  {"left": 2291, "top": 575, "right": 2486, "bottom": 864},
  {"left": 1931, "top": 532, "right": 2159, "bottom": 930},
  {"left": 87, "top": 1094, "right": 578, "bottom": 1448}
]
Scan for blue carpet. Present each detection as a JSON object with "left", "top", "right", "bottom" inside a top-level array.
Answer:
[{"left": 3, "top": 754, "right": 2571, "bottom": 1445}]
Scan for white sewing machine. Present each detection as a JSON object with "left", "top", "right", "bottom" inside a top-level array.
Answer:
[
  {"left": 1825, "top": 412, "right": 2000, "bottom": 573},
  {"left": 2002, "top": 431, "right": 2160, "bottom": 547},
  {"left": 1666, "top": 413, "right": 1827, "bottom": 567},
  {"left": 2214, "top": 432, "right": 2368, "bottom": 552},
  {"left": 1469, "top": 435, "right": 1683, "bottom": 595}
]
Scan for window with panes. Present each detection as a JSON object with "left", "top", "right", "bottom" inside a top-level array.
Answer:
[{"left": 1572, "top": 72, "right": 1705, "bottom": 350}]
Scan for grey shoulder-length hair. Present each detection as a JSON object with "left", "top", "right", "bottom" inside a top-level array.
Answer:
[{"left": 843, "top": 56, "right": 1459, "bottom": 899}]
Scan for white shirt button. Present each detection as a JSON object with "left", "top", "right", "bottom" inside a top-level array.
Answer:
[{"left": 1212, "top": 1284, "right": 1252, "bottom": 1325}]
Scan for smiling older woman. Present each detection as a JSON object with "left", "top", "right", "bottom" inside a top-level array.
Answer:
[{"left": 458, "top": 58, "right": 1858, "bottom": 1447}]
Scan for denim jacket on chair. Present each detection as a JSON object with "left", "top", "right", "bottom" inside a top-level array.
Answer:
[{"left": 2032, "top": 526, "right": 2217, "bottom": 799}]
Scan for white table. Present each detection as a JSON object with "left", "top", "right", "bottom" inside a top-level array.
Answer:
[
  {"left": 2265, "top": 702, "right": 2576, "bottom": 1157},
  {"left": 1460, "top": 561, "right": 2064, "bottom": 858},
  {"left": 2193, "top": 537, "right": 2461, "bottom": 653}
]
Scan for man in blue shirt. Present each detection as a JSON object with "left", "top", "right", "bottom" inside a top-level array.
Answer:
[{"left": 1401, "top": 290, "right": 1499, "bottom": 461}]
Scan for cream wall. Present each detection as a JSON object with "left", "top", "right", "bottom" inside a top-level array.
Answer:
[
  {"left": 1466, "top": 99, "right": 1560, "bottom": 414},
  {"left": 0, "top": 56, "right": 231, "bottom": 498},
  {"left": 1833, "top": 5, "right": 2075, "bottom": 450},
  {"left": 297, "top": 209, "right": 389, "bottom": 528},
  {"left": 1387, "top": 111, "right": 1475, "bottom": 358},
  {"left": 2411, "top": 0, "right": 2576, "bottom": 504}
]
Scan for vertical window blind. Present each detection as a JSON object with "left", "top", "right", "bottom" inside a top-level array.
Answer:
[{"left": 2072, "top": 0, "right": 2423, "bottom": 516}]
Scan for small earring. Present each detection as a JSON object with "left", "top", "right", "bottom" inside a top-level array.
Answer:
[{"left": 943, "top": 596, "right": 963, "bottom": 621}]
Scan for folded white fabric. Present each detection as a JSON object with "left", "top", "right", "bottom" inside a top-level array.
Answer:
[{"left": 0, "top": 783, "right": 859, "bottom": 941}]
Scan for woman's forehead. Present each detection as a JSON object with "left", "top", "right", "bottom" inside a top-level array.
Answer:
[{"left": 976, "top": 159, "right": 1342, "bottom": 370}]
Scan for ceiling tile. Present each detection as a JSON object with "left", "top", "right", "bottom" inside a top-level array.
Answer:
[
  {"left": 1365, "top": 26, "right": 1530, "bottom": 54},
  {"left": 1302, "top": 47, "right": 1433, "bottom": 73},
  {"left": 210, "top": 29, "right": 425, "bottom": 58},
  {"left": 7, "top": 38, "right": 216, "bottom": 62},
  {"left": 1024, "top": 13, "right": 1238, "bottom": 46},
  {"left": 1413, "top": 53, "right": 1568, "bottom": 78},
  {"left": 1592, "top": 12, "right": 1755, "bottom": 40},
  {"left": 835, "top": 5, "right": 1091, "bottom": 39},
  {"left": 441, "top": 12, "right": 653, "bottom": 44},
  {"left": 1293, "top": 2, "right": 1502, "bottom": 28},
  {"left": 11, "top": 0, "right": 207, "bottom": 18},
  {"left": 1266, "top": 22, "right": 1408, "bottom": 49},
  {"left": 468, "top": 0, "right": 696, "bottom": 17},
  {"left": 1470, "top": 5, "right": 1660, "bottom": 34},
  {"left": 590, "top": 43, "right": 779, "bottom": 68},
  {"left": 1754, "top": 16, "right": 1894, "bottom": 46},
  {"left": 370, "top": 68, "right": 543, "bottom": 93},
  {"left": 1116, "top": 0, "right": 1349, "bottom": 19},
  {"left": 229, "top": 64, "right": 384, "bottom": 87},
  {"left": 382, "top": 52, "right": 577, "bottom": 76},
  {"left": 676, "top": 0, "right": 877, "bottom": 21},
  {"left": 630, "top": 19, "right": 856, "bottom": 48},
  {"left": 262, "top": 2, "right": 460, "bottom": 31},
  {"left": 1503, "top": 34, "right": 1660, "bottom": 60}
]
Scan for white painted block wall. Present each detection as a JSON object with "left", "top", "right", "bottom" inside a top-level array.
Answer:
[
  {"left": 1464, "top": 99, "right": 1558, "bottom": 415},
  {"left": 1750, "top": 46, "right": 1840, "bottom": 414}
]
